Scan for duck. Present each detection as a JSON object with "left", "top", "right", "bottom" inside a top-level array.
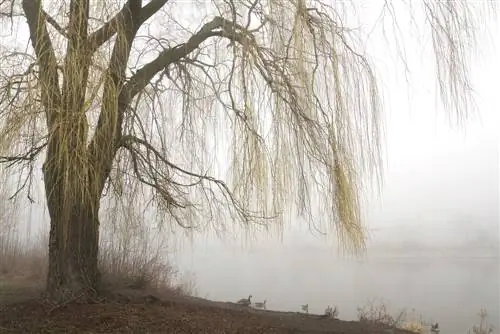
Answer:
[
  {"left": 431, "top": 322, "right": 440, "bottom": 333},
  {"left": 254, "top": 299, "right": 267, "bottom": 310},
  {"left": 236, "top": 294, "right": 252, "bottom": 306}
]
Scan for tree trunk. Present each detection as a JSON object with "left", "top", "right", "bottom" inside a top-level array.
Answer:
[{"left": 43, "top": 165, "right": 102, "bottom": 301}]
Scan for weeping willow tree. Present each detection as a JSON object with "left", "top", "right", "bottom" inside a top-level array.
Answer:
[{"left": 0, "top": 0, "right": 493, "bottom": 300}]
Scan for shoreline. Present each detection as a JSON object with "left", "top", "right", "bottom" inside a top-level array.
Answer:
[{"left": 0, "top": 283, "right": 416, "bottom": 334}]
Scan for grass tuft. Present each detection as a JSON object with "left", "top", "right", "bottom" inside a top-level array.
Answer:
[{"left": 357, "top": 298, "right": 496, "bottom": 334}]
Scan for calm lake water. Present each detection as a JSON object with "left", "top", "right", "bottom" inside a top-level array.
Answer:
[{"left": 176, "top": 245, "right": 499, "bottom": 334}]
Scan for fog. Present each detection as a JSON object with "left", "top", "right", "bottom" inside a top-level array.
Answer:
[
  {"left": 2, "top": 1, "right": 499, "bottom": 333},
  {"left": 170, "top": 6, "right": 500, "bottom": 333}
]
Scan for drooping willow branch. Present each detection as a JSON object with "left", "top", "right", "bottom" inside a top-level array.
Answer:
[{"left": 119, "top": 134, "right": 271, "bottom": 225}]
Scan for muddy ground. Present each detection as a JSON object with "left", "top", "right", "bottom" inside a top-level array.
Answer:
[{"left": 0, "top": 278, "right": 412, "bottom": 334}]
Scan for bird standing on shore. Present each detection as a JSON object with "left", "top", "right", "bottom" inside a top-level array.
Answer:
[
  {"left": 254, "top": 299, "right": 267, "bottom": 310},
  {"left": 431, "top": 323, "right": 440, "bottom": 333},
  {"left": 237, "top": 295, "right": 252, "bottom": 307}
]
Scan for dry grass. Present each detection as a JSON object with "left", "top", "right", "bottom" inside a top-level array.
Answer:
[
  {"left": 0, "top": 227, "right": 47, "bottom": 282},
  {"left": 357, "top": 298, "right": 497, "bottom": 334},
  {"left": 357, "top": 298, "right": 412, "bottom": 330},
  {"left": 468, "top": 309, "right": 495, "bottom": 334},
  {"left": 0, "top": 221, "right": 196, "bottom": 298}
]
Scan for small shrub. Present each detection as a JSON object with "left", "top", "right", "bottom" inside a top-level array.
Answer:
[
  {"left": 401, "top": 321, "right": 424, "bottom": 333},
  {"left": 174, "top": 271, "right": 198, "bottom": 297},
  {"left": 324, "top": 305, "right": 339, "bottom": 319},
  {"left": 357, "top": 298, "right": 406, "bottom": 328},
  {"left": 468, "top": 309, "right": 495, "bottom": 334},
  {"left": 357, "top": 299, "right": 427, "bottom": 333}
]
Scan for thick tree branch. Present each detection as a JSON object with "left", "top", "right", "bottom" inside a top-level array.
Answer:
[
  {"left": 124, "top": 16, "right": 253, "bottom": 99},
  {"left": 60, "top": 0, "right": 91, "bottom": 151},
  {"left": 87, "top": 0, "right": 168, "bottom": 52},
  {"left": 88, "top": 0, "right": 142, "bottom": 191},
  {"left": 21, "top": 0, "right": 61, "bottom": 128}
]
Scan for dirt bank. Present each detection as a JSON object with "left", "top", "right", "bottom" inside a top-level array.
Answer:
[{"left": 0, "top": 279, "right": 412, "bottom": 334}]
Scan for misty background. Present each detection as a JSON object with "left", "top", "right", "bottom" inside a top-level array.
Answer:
[
  {"left": 2, "top": 1, "right": 498, "bottom": 333},
  {"left": 172, "top": 4, "right": 500, "bottom": 333}
]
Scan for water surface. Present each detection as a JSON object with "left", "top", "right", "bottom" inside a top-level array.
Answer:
[{"left": 176, "top": 245, "right": 499, "bottom": 334}]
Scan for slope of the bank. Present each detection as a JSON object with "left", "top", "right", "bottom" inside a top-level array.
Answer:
[{"left": 0, "top": 286, "right": 414, "bottom": 334}]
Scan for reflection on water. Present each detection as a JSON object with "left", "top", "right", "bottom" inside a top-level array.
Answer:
[{"left": 177, "top": 246, "right": 499, "bottom": 334}]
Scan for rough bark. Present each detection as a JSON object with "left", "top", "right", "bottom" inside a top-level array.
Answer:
[{"left": 43, "top": 161, "right": 102, "bottom": 301}]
